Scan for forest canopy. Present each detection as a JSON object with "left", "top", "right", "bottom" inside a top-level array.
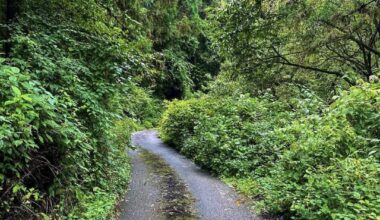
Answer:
[{"left": 212, "top": 0, "right": 380, "bottom": 98}]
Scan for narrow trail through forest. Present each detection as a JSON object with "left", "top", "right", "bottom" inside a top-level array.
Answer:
[{"left": 119, "top": 130, "right": 264, "bottom": 220}]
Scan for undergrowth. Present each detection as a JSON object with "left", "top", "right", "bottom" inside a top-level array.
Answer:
[{"left": 160, "top": 83, "right": 380, "bottom": 219}]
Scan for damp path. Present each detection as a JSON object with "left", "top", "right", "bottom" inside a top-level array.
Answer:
[
  {"left": 118, "top": 149, "right": 163, "bottom": 220},
  {"left": 140, "top": 149, "right": 198, "bottom": 219},
  {"left": 120, "top": 130, "right": 266, "bottom": 220}
]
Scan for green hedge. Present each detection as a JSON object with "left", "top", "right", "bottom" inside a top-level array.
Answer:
[
  {"left": 0, "top": 2, "right": 160, "bottom": 216},
  {"left": 159, "top": 83, "right": 380, "bottom": 219},
  {"left": 257, "top": 83, "right": 380, "bottom": 219},
  {"left": 160, "top": 96, "right": 295, "bottom": 176},
  {"left": 0, "top": 62, "right": 144, "bottom": 219}
]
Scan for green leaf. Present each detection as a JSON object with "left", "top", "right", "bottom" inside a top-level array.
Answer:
[
  {"left": 12, "top": 86, "right": 22, "bottom": 97},
  {"left": 14, "top": 140, "right": 23, "bottom": 147},
  {"left": 9, "top": 67, "right": 20, "bottom": 74},
  {"left": 46, "top": 134, "right": 53, "bottom": 142},
  {"left": 40, "top": 213, "right": 50, "bottom": 220},
  {"left": 12, "top": 184, "right": 22, "bottom": 193},
  {"left": 38, "top": 135, "right": 44, "bottom": 144},
  {"left": 21, "top": 95, "right": 33, "bottom": 102},
  {"left": 4, "top": 100, "right": 17, "bottom": 106}
]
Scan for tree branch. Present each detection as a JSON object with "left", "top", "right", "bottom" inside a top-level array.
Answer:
[
  {"left": 271, "top": 46, "right": 345, "bottom": 77},
  {"left": 320, "top": 19, "right": 380, "bottom": 58}
]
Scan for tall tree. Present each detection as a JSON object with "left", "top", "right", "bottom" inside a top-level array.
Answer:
[{"left": 212, "top": 0, "right": 380, "bottom": 97}]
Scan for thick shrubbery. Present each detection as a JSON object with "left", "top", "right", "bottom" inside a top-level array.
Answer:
[
  {"left": 112, "top": 83, "right": 162, "bottom": 129},
  {"left": 159, "top": 83, "right": 380, "bottom": 219},
  {"left": 160, "top": 96, "right": 296, "bottom": 176},
  {"left": 0, "top": 61, "right": 141, "bottom": 219},
  {"left": 160, "top": 97, "right": 219, "bottom": 149},
  {"left": 2, "top": 0, "right": 217, "bottom": 218},
  {"left": 0, "top": 1, "right": 160, "bottom": 218},
  {"left": 257, "top": 83, "right": 380, "bottom": 219},
  {"left": 0, "top": 62, "right": 95, "bottom": 218}
]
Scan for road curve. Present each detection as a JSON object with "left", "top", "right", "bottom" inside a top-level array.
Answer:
[{"left": 120, "top": 130, "right": 263, "bottom": 220}]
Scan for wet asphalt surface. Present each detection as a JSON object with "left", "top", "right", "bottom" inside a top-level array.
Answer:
[
  {"left": 119, "top": 130, "right": 263, "bottom": 220},
  {"left": 118, "top": 149, "right": 164, "bottom": 220}
]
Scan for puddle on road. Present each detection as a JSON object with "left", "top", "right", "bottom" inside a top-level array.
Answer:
[{"left": 140, "top": 149, "right": 199, "bottom": 220}]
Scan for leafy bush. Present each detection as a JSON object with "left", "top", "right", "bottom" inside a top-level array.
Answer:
[
  {"left": 0, "top": 1, "right": 160, "bottom": 218},
  {"left": 159, "top": 97, "right": 219, "bottom": 149},
  {"left": 0, "top": 61, "right": 93, "bottom": 218},
  {"left": 160, "top": 96, "right": 295, "bottom": 176},
  {"left": 111, "top": 83, "right": 162, "bottom": 128},
  {"left": 0, "top": 59, "right": 142, "bottom": 219},
  {"left": 160, "top": 83, "right": 380, "bottom": 219},
  {"left": 256, "top": 83, "right": 380, "bottom": 219},
  {"left": 2, "top": 0, "right": 218, "bottom": 218}
]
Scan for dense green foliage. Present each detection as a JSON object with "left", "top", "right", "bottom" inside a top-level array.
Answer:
[
  {"left": 121, "top": 0, "right": 220, "bottom": 98},
  {"left": 160, "top": 83, "right": 380, "bottom": 219},
  {"left": 160, "top": 1, "right": 380, "bottom": 219},
  {"left": 211, "top": 0, "right": 380, "bottom": 99},
  {"left": 257, "top": 83, "right": 380, "bottom": 219},
  {"left": 2, "top": 0, "right": 380, "bottom": 219},
  {"left": 0, "top": 1, "right": 141, "bottom": 218},
  {"left": 160, "top": 96, "right": 296, "bottom": 176},
  {"left": 0, "top": 0, "right": 217, "bottom": 219}
]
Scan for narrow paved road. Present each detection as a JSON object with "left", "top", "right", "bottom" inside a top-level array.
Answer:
[{"left": 119, "top": 130, "right": 263, "bottom": 220}]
